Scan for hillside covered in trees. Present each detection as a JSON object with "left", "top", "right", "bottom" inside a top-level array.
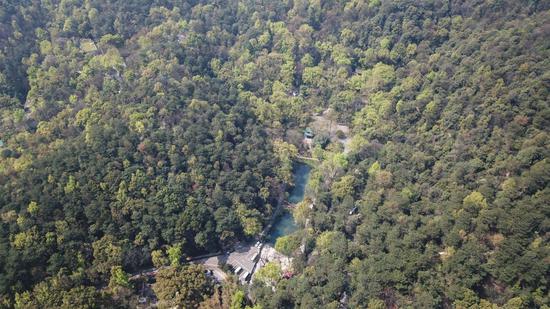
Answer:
[{"left": 0, "top": 0, "right": 548, "bottom": 308}]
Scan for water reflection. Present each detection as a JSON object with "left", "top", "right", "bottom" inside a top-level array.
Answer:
[{"left": 267, "top": 163, "right": 311, "bottom": 244}]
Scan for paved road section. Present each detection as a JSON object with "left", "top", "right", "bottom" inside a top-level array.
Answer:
[
  {"left": 193, "top": 243, "right": 262, "bottom": 284},
  {"left": 227, "top": 245, "right": 259, "bottom": 273},
  {"left": 192, "top": 255, "right": 228, "bottom": 282}
]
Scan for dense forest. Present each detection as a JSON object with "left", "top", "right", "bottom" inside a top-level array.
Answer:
[{"left": 0, "top": 0, "right": 548, "bottom": 308}]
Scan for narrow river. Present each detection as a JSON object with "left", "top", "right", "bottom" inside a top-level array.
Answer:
[{"left": 267, "top": 162, "right": 311, "bottom": 244}]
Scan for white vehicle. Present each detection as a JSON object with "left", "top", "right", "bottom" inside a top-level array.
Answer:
[
  {"left": 234, "top": 266, "right": 242, "bottom": 274},
  {"left": 250, "top": 252, "right": 259, "bottom": 262}
]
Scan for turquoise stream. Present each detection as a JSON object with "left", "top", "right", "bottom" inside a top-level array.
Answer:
[{"left": 267, "top": 163, "right": 311, "bottom": 244}]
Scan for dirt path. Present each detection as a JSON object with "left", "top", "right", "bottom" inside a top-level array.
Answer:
[{"left": 309, "top": 110, "right": 352, "bottom": 153}]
